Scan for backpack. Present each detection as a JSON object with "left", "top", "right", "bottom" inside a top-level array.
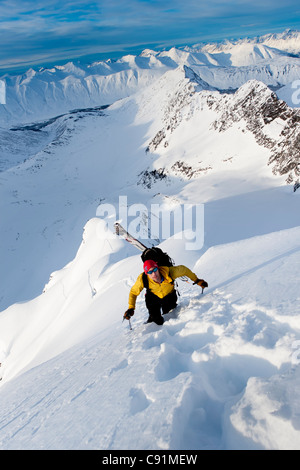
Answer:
[
  {"left": 141, "top": 247, "right": 174, "bottom": 267},
  {"left": 141, "top": 247, "right": 175, "bottom": 292}
]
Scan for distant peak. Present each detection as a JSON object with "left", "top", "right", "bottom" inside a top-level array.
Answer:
[{"left": 140, "top": 49, "right": 157, "bottom": 57}]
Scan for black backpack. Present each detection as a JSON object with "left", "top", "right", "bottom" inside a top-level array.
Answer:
[
  {"left": 141, "top": 247, "right": 175, "bottom": 292},
  {"left": 141, "top": 247, "right": 174, "bottom": 267}
]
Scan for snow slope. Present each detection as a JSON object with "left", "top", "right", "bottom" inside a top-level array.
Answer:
[
  {"left": 0, "top": 218, "right": 300, "bottom": 450},
  {"left": 0, "top": 33, "right": 300, "bottom": 450}
]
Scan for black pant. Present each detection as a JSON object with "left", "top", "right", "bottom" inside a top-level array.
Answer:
[{"left": 145, "top": 289, "right": 177, "bottom": 325}]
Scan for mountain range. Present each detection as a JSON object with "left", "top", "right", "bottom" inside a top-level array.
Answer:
[
  {"left": 0, "top": 29, "right": 299, "bottom": 450},
  {"left": 1, "top": 29, "right": 299, "bottom": 126}
]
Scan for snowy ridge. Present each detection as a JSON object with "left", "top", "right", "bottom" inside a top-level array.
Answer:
[
  {"left": 144, "top": 75, "right": 300, "bottom": 184},
  {"left": 188, "top": 29, "right": 300, "bottom": 56},
  {"left": 244, "top": 29, "right": 300, "bottom": 55}
]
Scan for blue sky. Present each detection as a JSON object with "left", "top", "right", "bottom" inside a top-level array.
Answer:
[{"left": 0, "top": 0, "right": 299, "bottom": 73}]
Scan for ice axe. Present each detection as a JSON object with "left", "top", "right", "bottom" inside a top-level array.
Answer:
[
  {"left": 193, "top": 279, "right": 207, "bottom": 294},
  {"left": 122, "top": 316, "right": 133, "bottom": 331}
]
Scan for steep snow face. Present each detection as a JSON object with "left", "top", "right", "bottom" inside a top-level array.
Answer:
[{"left": 0, "top": 218, "right": 300, "bottom": 450}]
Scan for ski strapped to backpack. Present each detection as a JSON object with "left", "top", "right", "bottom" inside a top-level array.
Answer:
[
  {"left": 141, "top": 246, "right": 174, "bottom": 267},
  {"left": 114, "top": 222, "right": 189, "bottom": 287},
  {"left": 114, "top": 222, "right": 147, "bottom": 252}
]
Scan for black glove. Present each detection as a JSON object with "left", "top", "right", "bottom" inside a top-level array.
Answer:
[
  {"left": 123, "top": 308, "right": 134, "bottom": 320},
  {"left": 193, "top": 279, "right": 208, "bottom": 289}
]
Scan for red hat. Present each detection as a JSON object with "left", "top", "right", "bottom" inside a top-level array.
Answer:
[{"left": 143, "top": 259, "right": 158, "bottom": 274}]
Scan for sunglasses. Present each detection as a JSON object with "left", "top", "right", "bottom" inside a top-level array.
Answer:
[{"left": 147, "top": 267, "right": 158, "bottom": 275}]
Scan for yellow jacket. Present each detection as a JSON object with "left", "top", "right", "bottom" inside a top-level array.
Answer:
[{"left": 128, "top": 265, "right": 198, "bottom": 309}]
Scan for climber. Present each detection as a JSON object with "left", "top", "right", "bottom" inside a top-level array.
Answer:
[{"left": 123, "top": 259, "right": 208, "bottom": 325}]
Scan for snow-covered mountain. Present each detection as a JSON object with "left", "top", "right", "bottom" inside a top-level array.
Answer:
[
  {"left": 234, "top": 29, "right": 300, "bottom": 55},
  {"left": 146, "top": 73, "right": 300, "bottom": 184},
  {"left": 189, "top": 29, "right": 300, "bottom": 56},
  {"left": 0, "top": 31, "right": 300, "bottom": 450}
]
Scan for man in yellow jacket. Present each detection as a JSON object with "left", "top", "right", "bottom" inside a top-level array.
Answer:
[{"left": 123, "top": 259, "right": 208, "bottom": 325}]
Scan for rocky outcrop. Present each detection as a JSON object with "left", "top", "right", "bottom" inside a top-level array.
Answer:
[
  {"left": 145, "top": 77, "right": 300, "bottom": 185},
  {"left": 209, "top": 80, "right": 300, "bottom": 182}
]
